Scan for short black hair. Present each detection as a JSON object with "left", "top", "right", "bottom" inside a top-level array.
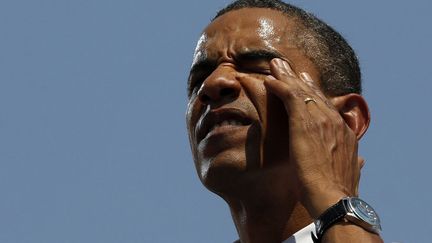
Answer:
[{"left": 214, "top": 0, "right": 361, "bottom": 95}]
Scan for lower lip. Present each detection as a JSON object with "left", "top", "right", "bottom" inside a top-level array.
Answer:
[
  {"left": 202, "top": 124, "right": 249, "bottom": 141},
  {"left": 197, "top": 124, "right": 255, "bottom": 157}
]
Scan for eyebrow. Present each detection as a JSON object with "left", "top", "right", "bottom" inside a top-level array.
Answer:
[
  {"left": 189, "top": 49, "right": 283, "bottom": 75},
  {"left": 235, "top": 49, "right": 283, "bottom": 63}
]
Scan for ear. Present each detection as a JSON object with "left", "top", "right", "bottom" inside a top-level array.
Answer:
[{"left": 330, "top": 94, "right": 370, "bottom": 140}]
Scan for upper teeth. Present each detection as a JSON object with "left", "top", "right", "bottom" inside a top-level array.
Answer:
[{"left": 212, "top": 119, "right": 242, "bottom": 129}]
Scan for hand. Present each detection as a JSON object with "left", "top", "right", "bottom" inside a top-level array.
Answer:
[{"left": 264, "top": 58, "right": 365, "bottom": 218}]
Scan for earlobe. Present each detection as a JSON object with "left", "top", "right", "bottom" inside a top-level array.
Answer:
[{"left": 330, "top": 94, "right": 370, "bottom": 140}]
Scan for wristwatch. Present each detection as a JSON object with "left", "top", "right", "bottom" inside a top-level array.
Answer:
[{"left": 313, "top": 197, "right": 381, "bottom": 242}]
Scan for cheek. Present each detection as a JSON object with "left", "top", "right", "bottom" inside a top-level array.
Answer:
[
  {"left": 186, "top": 101, "right": 201, "bottom": 167},
  {"left": 185, "top": 97, "right": 202, "bottom": 142},
  {"left": 185, "top": 103, "right": 193, "bottom": 132},
  {"left": 239, "top": 76, "right": 269, "bottom": 163},
  {"left": 240, "top": 75, "right": 268, "bottom": 122}
]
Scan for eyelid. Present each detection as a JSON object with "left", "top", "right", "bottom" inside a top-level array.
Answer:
[
  {"left": 237, "top": 61, "right": 271, "bottom": 73},
  {"left": 188, "top": 71, "right": 209, "bottom": 95}
]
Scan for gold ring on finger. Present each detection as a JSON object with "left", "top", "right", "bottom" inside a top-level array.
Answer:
[{"left": 304, "top": 97, "right": 317, "bottom": 104}]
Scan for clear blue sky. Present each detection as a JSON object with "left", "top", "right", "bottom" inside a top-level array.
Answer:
[{"left": 1, "top": 0, "right": 430, "bottom": 242}]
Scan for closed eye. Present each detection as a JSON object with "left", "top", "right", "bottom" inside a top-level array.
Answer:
[
  {"left": 188, "top": 73, "right": 209, "bottom": 97},
  {"left": 235, "top": 49, "right": 281, "bottom": 75},
  {"left": 237, "top": 65, "right": 271, "bottom": 75},
  {"left": 188, "top": 60, "right": 217, "bottom": 98}
]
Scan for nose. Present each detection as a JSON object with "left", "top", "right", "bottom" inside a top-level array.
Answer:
[{"left": 197, "top": 67, "right": 241, "bottom": 106}]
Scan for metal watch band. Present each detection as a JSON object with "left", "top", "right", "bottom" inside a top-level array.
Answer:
[{"left": 313, "top": 198, "right": 347, "bottom": 242}]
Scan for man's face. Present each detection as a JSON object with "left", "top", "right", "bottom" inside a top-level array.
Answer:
[{"left": 186, "top": 8, "right": 320, "bottom": 191}]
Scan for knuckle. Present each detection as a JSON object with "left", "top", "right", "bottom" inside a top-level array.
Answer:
[
  {"left": 291, "top": 89, "right": 307, "bottom": 99},
  {"left": 317, "top": 116, "right": 330, "bottom": 127},
  {"left": 280, "top": 87, "right": 294, "bottom": 101}
]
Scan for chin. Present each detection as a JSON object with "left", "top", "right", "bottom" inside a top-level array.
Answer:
[
  {"left": 195, "top": 148, "right": 262, "bottom": 196},
  {"left": 198, "top": 150, "right": 245, "bottom": 186}
]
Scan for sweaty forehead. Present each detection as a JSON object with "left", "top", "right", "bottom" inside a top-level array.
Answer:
[{"left": 192, "top": 8, "right": 296, "bottom": 64}]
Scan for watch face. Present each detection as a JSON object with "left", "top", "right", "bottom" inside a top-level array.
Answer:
[{"left": 348, "top": 197, "right": 381, "bottom": 228}]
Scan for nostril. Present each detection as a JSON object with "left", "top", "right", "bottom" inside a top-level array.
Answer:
[{"left": 220, "top": 88, "right": 235, "bottom": 97}]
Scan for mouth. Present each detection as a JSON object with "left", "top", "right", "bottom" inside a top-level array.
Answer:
[{"left": 196, "top": 108, "right": 253, "bottom": 143}]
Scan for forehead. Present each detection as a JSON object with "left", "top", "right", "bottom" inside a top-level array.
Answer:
[
  {"left": 192, "top": 8, "right": 298, "bottom": 64},
  {"left": 208, "top": 8, "right": 291, "bottom": 33}
]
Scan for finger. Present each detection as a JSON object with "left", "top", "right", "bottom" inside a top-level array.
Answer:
[
  {"left": 299, "top": 73, "right": 358, "bottom": 138},
  {"left": 299, "top": 72, "right": 338, "bottom": 112},
  {"left": 270, "top": 58, "right": 297, "bottom": 79},
  {"left": 264, "top": 59, "right": 310, "bottom": 115},
  {"left": 265, "top": 58, "right": 320, "bottom": 107},
  {"left": 276, "top": 67, "right": 351, "bottom": 139},
  {"left": 297, "top": 71, "right": 347, "bottom": 135},
  {"left": 299, "top": 72, "right": 327, "bottom": 101},
  {"left": 269, "top": 58, "right": 317, "bottom": 94}
]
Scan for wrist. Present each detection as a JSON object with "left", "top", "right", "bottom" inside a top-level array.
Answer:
[{"left": 301, "top": 183, "right": 349, "bottom": 219}]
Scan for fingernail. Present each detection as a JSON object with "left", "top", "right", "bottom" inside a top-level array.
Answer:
[
  {"left": 300, "top": 72, "right": 314, "bottom": 83},
  {"left": 282, "top": 60, "right": 295, "bottom": 76},
  {"left": 266, "top": 75, "right": 276, "bottom": 80},
  {"left": 273, "top": 58, "right": 295, "bottom": 76},
  {"left": 274, "top": 58, "right": 284, "bottom": 68}
]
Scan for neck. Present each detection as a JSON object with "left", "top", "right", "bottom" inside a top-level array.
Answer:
[{"left": 222, "top": 174, "right": 313, "bottom": 243}]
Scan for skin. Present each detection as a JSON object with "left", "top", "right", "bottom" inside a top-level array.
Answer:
[{"left": 186, "top": 8, "right": 383, "bottom": 243}]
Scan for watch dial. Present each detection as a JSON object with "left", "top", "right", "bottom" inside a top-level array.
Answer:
[{"left": 349, "top": 198, "right": 380, "bottom": 226}]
